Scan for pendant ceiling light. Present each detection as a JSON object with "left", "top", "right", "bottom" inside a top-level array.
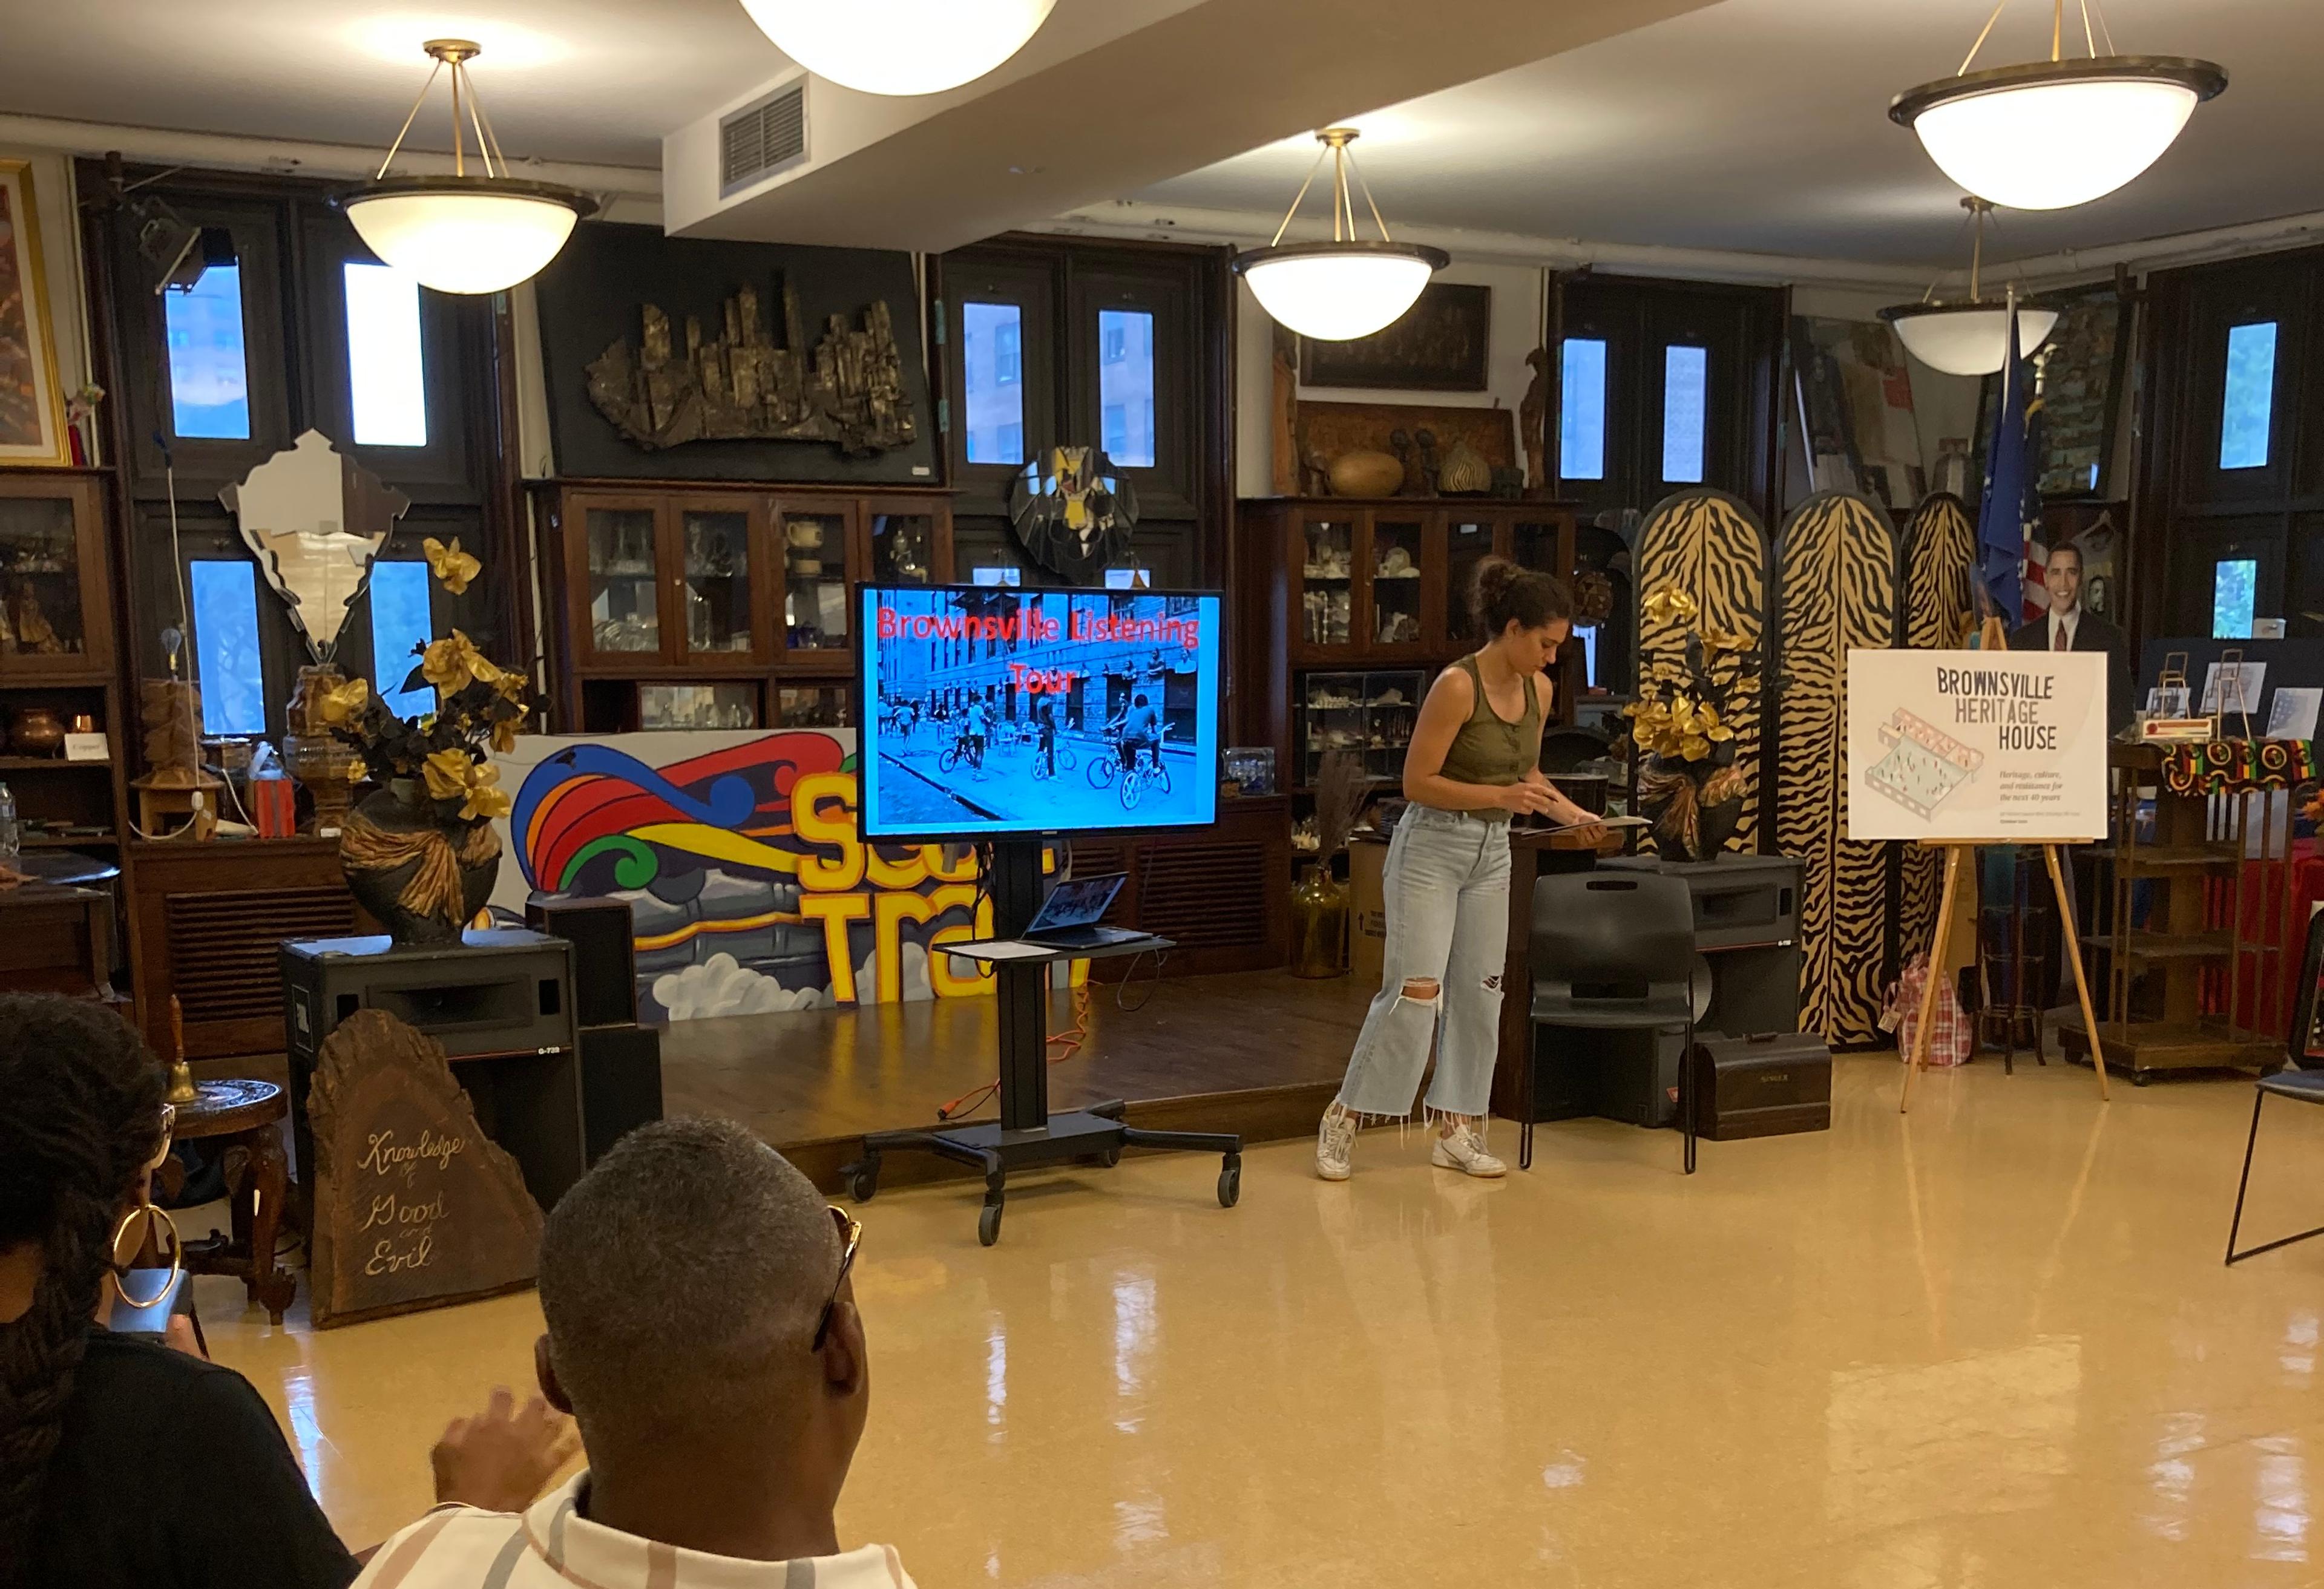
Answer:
[
  {"left": 737, "top": 0, "right": 1055, "bottom": 96},
  {"left": 1889, "top": 0, "right": 2225, "bottom": 211},
  {"left": 1233, "top": 128, "right": 1448, "bottom": 344},
  {"left": 1882, "top": 198, "right": 2059, "bottom": 377},
  {"left": 335, "top": 41, "right": 596, "bottom": 295}
]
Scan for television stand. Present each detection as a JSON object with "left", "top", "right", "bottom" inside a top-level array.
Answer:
[{"left": 838, "top": 838, "right": 1242, "bottom": 1245}]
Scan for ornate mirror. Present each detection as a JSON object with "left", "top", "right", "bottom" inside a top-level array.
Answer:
[{"left": 219, "top": 430, "right": 411, "bottom": 660}]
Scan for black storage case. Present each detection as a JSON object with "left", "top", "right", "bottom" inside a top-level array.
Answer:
[{"left": 1687, "top": 1033, "right": 1832, "bottom": 1140}]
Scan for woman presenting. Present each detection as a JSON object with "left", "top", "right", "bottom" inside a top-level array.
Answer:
[{"left": 1316, "top": 558, "right": 1600, "bottom": 1181}]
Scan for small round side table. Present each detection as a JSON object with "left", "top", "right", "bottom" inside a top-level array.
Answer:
[{"left": 177, "top": 1079, "right": 298, "bottom": 1325}]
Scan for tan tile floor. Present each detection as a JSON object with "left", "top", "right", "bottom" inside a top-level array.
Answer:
[{"left": 195, "top": 1055, "right": 2324, "bottom": 1587}]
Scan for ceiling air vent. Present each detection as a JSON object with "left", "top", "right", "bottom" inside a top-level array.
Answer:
[{"left": 721, "top": 82, "right": 808, "bottom": 195}]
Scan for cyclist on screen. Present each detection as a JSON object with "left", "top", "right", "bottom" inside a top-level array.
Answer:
[
  {"left": 1111, "top": 693, "right": 1160, "bottom": 773},
  {"left": 965, "top": 697, "right": 991, "bottom": 769}
]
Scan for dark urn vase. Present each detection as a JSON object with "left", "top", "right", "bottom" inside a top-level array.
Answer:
[
  {"left": 1639, "top": 751, "right": 1742, "bottom": 864},
  {"left": 339, "top": 778, "right": 502, "bottom": 946}
]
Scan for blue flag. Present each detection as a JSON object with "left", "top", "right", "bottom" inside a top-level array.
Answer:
[{"left": 1977, "top": 307, "right": 2034, "bottom": 624}]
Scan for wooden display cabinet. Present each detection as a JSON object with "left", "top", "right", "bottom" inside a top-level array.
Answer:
[
  {"left": 0, "top": 472, "right": 114, "bottom": 681},
  {"left": 1239, "top": 496, "right": 1579, "bottom": 805},
  {"left": 539, "top": 482, "right": 953, "bottom": 732},
  {"left": 0, "top": 470, "right": 131, "bottom": 861}
]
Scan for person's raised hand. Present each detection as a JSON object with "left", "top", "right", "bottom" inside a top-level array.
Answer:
[{"left": 431, "top": 1386, "right": 581, "bottom": 1513}]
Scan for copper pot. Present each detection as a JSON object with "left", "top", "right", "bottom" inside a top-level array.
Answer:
[{"left": 9, "top": 707, "right": 65, "bottom": 758}]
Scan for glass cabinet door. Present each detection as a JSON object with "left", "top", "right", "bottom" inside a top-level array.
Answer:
[
  {"left": 638, "top": 682, "right": 760, "bottom": 730},
  {"left": 1296, "top": 519, "right": 1354, "bottom": 649},
  {"left": 1444, "top": 519, "right": 1498, "bottom": 648},
  {"left": 0, "top": 492, "right": 90, "bottom": 667},
  {"left": 582, "top": 505, "right": 666, "bottom": 660},
  {"left": 1368, "top": 517, "right": 1425, "bottom": 648},
  {"left": 1511, "top": 519, "right": 1567, "bottom": 579},
  {"left": 778, "top": 509, "right": 854, "bottom": 654},
  {"left": 869, "top": 509, "right": 938, "bottom": 586},
  {"left": 777, "top": 684, "right": 853, "bottom": 727},
  {"left": 679, "top": 506, "right": 755, "bottom": 660}
]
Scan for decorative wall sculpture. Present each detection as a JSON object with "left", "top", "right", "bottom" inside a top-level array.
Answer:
[
  {"left": 532, "top": 222, "right": 936, "bottom": 484},
  {"left": 1774, "top": 490, "right": 1900, "bottom": 1046},
  {"left": 1633, "top": 489, "right": 1768, "bottom": 858},
  {"left": 220, "top": 430, "right": 410, "bottom": 661},
  {"left": 1008, "top": 447, "right": 1138, "bottom": 582},
  {"left": 586, "top": 283, "right": 915, "bottom": 456},
  {"left": 1896, "top": 491, "right": 1979, "bottom": 972}
]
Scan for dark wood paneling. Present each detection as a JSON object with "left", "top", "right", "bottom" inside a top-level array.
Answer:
[{"left": 127, "top": 839, "right": 357, "bottom": 1058}]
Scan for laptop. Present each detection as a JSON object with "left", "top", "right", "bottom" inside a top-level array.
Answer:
[{"left": 1021, "top": 873, "right": 1144, "bottom": 949}]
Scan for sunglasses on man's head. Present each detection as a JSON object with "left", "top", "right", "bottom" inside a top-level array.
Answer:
[{"left": 812, "top": 1205, "right": 862, "bottom": 1352}]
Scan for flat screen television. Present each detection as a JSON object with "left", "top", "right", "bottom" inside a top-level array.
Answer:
[{"left": 856, "top": 584, "right": 1223, "bottom": 840}]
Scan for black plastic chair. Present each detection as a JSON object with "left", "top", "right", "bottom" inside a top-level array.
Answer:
[
  {"left": 2225, "top": 1069, "right": 2324, "bottom": 1265},
  {"left": 1526, "top": 871, "right": 1701, "bottom": 1173}
]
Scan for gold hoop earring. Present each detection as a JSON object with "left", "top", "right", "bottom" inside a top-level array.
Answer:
[
  {"left": 111, "top": 1201, "right": 183, "bottom": 1311},
  {"left": 111, "top": 1107, "right": 185, "bottom": 1321}
]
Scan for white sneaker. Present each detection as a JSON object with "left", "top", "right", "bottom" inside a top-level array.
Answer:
[
  {"left": 1316, "top": 1106, "right": 1356, "bottom": 1181},
  {"left": 1431, "top": 1122, "right": 1506, "bottom": 1178}
]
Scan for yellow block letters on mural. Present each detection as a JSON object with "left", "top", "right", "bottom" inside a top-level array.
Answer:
[{"left": 792, "top": 770, "right": 993, "bottom": 1000}]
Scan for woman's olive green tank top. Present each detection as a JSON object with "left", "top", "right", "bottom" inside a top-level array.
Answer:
[{"left": 1436, "top": 654, "right": 1539, "bottom": 821}]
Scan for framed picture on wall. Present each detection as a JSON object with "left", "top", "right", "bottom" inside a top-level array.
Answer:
[
  {"left": 0, "top": 160, "right": 70, "bottom": 467},
  {"left": 1298, "top": 282, "right": 1490, "bottom": 392}
]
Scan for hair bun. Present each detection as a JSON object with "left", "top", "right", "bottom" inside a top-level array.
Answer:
[
  {"left": 1469, "top": 555, "right": 1573, "bottom": 637},
  {"left": 1474, "top": 557, "right": 1520, "bottom": 608}
]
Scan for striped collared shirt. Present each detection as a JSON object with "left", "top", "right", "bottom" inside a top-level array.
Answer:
[{"left": 352, "top": 1474, "right": 916, "bottom": 1589}]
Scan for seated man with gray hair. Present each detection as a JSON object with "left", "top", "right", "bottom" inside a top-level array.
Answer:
[{"left": 356, "top": 1118, "right": 907, "bottom": 1588}]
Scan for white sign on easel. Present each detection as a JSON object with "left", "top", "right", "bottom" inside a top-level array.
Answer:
[{"left": 1845, "top": 650, "right": 2109, "bottom": 844}]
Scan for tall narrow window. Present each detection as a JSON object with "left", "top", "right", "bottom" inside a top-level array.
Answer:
[
  {"left": 963, "top": 302, "right": 1025, "bottom": 465},
  {"left": 164, "top": 266, "right": 251, "bottom": 440},
  {"left": 2219, "top": 321, "right": 2277, "bottom": 470},
  {"left": 369, "top": 560, "right": 436, "bottom": 716},
  {"left": 1097, "top": 309, "right": 1154, "bottom": 467},
  {"left": 1560, "top": 338, "right": 1607, "bottom": 482},
  {"left": 1661, "top": 345, "right": 1708, "bottom": 483},
  {"left": 2212, "top": 558, "right": 2258, "bottom": 640},
  {"left": 344, "top": 263, "right": 428, "bottom": 447},
  {"left": 189, "top": 559, "right": 266, "bottom": 734}
]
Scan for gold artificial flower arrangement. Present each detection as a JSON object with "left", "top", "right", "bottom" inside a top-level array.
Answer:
[
  {"left": 1623, "top": 582, "right": 1757, "bottom": 854},
  {"left": 318, "top": 564, "right": 528, "bottom": 824}
]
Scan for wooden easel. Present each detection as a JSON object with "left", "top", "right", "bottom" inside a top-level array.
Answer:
[{"left": 1900, "top": 839, "right": 2112, "bottom": 1112}]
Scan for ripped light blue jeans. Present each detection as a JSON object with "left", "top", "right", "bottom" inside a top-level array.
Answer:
[{"left": 1334, "top": 804, "right": 1511, "bottom": 1120}]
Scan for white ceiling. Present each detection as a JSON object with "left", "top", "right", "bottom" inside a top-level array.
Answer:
[
  {"left": 5, "top": 0, "right": 2319, "bottom": 272},
  {"left": 1136, "top": 0, "right": 2324, "bottom": 270},
  {"left": 0, "top": 1, "right": 778, "bottom": 171}
]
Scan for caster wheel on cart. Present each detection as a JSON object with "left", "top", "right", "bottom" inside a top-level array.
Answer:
[
  {"left": 845, "top": 1164, "right": 879, "bottom": 1203},
  {"left": 2133, "top": 1070, "right": 2151, "bottom": 1087},
  {"left": 1218, "top": 1161, "right": 1241, "bottom": 1209},
  {"left": 1100, "top": 1148, "right": 1122, "bottom": 1168},
  {"left": 978, "top": 1201, "right": 1004, "bottom": 1247}
]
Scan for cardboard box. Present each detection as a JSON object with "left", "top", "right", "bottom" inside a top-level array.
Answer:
[{"left": 1349, "top": 832, "right": 1389, "bottom": 987}]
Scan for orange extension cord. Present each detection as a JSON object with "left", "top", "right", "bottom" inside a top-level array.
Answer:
[{"left": 936, "top": 980, "right": 1094, "bottom": 1122}]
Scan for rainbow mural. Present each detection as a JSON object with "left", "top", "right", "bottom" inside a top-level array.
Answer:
[{"left": 497, "top": 730, "right": 1006, "bottom": 1022}]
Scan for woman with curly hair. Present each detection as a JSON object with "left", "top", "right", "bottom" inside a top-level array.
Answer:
[
  {"left": 0, "top": 994, "right": 572, "bottom": 1588},
  {"left": 1316, "top": 558, "right": 1602, "bottom": 1181}
]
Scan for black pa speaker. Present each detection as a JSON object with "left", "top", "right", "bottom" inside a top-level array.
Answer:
[
  {"left": 579, "top": 1024, "right": 663, "bottom": 1165},
  {"left": 527, "top": 896, "right": 638, "bottom": 1029}
]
